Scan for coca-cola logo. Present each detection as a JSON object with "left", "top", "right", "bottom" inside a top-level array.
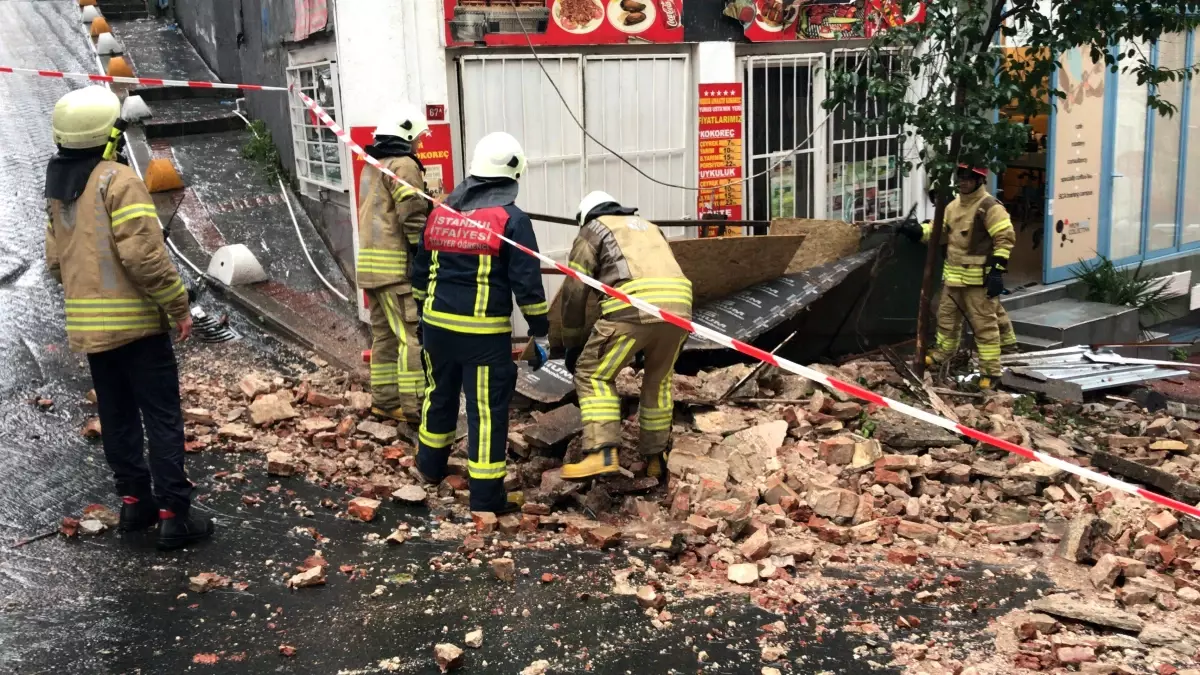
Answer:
[{"left": 660, "top": 0, "right": 680, "bottom": 28}]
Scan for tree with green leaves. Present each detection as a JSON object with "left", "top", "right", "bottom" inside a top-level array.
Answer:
[{"left": 826, "top": 0, "right": 1200, "bottom": 374}]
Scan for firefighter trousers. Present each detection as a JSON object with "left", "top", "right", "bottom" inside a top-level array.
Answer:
[
  {"left": 86, "top": 333, "right": 192, "bottom": 513},
  {"left": 927, "top": 285, "right": 1004, "bottom": 377},
  {"left": 575, "top": 319, "right": 688, "bottom": 455},
  {"left": 415, "top": 325, "right": 514, "bottom": 512},
  {"left": 366, "top": 285, "right": 424, "bottom": 417}
]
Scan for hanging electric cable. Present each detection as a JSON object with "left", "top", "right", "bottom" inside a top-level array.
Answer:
[{"left": 505, "top": 0, "right": 848, "bottom": 193}]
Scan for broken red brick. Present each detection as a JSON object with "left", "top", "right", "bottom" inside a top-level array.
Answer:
[{"left": 347, "top": 497, "right": 380, "bottom": 522}]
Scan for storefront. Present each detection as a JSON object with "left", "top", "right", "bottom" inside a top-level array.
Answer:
[
  {"left": 314, "top": 1, "right": 927, "bottom": 318},
  {"left": 1001, "top": 31, "right": 1200, "bottom": 285}
]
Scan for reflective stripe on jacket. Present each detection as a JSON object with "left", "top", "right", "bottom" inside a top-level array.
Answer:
[
  {"left": 560, "top": 214, "right": 692, "bottom": 349},
  {"left": 356, "top": 156, "right": 429, "bottom": 291},
  {"left": 46, "top": 161, "right": 189, "bottom": 353},
  {"left": 411, "top": 203, "right": 548, "bottom": 335},
  {"left": 918, "top": 188, "right": 1015, "bottom": 288}
]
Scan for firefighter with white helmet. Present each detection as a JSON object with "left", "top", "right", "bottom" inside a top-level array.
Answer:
[
  {"left": 411, "top": 132, "right": 548, "bottom": 513},
  {"left": 559, "top": 191, "right": 692, "bottom": 480},
  {"left": 45, "top": 85, "right": 213, "bottom": 549},
  {"left": 358, "top": 103, "right": 432, "bottom": 423}
]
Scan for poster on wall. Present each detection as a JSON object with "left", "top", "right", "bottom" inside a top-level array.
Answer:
[
  {"left": 349, "top": 124, "right": 456, "bottom": 210},
  {"left": 827, "top": 156, "right": 901, "bottom": 221},
  {"left": 721, "top": 0, "right": 924, "bottom": 41},
  {"left": 1048, "top": 47, "right": 1104, "bottom": 270},
  {"left": 444, "top": 0, "right": 684, "bottom": 47},
  {"left": 697, "top": 83, "right": 745, "bottom": 235}
]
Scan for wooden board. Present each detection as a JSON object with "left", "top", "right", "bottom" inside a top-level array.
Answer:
[{"left": 769, "top": 219, "right": 862, "bottom": 273}]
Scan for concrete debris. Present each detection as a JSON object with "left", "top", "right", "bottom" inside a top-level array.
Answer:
[
  {"left": 248, "top": 394, "right": 297, "bottom": 426},
  {"left": 434, "top": 643, "right": 463, "bottom": 672},
  {"left": 1028, "top": 596, "right": 1145, "bottom": 632},
  {"left": 287, "top": 566, "right": 326, "bottom": 589},
  {"left": 165, "top": 344, "right": 1200, "bottom": 674},
  {"left": 520, "top": 660, "right": 550, "bottom": 675},
  {"left": 464, "top": 628, "right": 483, "bottom": 649},
  {"left": 188, "top": 572, "right": 231, "bottom": 593}
]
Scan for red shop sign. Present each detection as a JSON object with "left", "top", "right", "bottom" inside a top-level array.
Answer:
[{"left": 444, "top": 0, "right": 684, "bottom": 47}]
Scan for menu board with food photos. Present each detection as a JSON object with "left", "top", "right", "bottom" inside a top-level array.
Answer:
[
  {"left": 445, "top": 0, "right": 684, "bottom": 47},
  {"left": 722, "top": 0, "right": 924, "bottom": 41}
]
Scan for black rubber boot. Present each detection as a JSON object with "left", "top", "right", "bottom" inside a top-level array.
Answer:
[
  {"left": 118, "top": 494, "right": 159, "bottom": 532},
  {"left": 157, "top": 506, "right": 214, "bottom": 551}
]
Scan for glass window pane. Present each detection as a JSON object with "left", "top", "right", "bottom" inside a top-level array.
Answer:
[
  {"left": 1185, "top": 64, "right": 1200, "bottom": 245},
  {"left": 1112, "top": 42, "right": 1148, "bottom": 260},
  {"left": 1149, "top": 33, "right": 1186, "bottom": 252}
]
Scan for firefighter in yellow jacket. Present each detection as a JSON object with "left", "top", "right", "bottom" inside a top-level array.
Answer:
[
  {"left": 357, "top": 104, "right": 431, "bottom": 423},
  {"left": 45, "top": 86, "right": 213, "bottom": 550},
  {"left": 560, "top": 191, "right": 692, "bottom": 480},
  {"left": 899, "top": 165, "right": 1016, "bottom": 388}
]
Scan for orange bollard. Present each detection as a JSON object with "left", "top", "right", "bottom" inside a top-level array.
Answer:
[
  {"left": 106, "top": 56, "right": 134, "bottom": 78},
  {"left": 90, "top": 16, "right": 110, "bottom": 37},
  {"left": 143, "top": 158, "right": 185, "bottom": 192}
]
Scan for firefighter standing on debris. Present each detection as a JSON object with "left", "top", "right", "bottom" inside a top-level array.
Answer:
[
  {"left": 559, "top": 191, "right": 692, "bottom": 480},
  {"left": 412, "top": 132, "right": 549, "bottom": 514},
  {"left": 44, "top": 86, "right": 213, "bottom": 550},
  {"left": 357, "top": 104, "right": 432, "bottom": 424},
  {"left": 899, "top": 165, "right": 1016, "bottom": 388}
]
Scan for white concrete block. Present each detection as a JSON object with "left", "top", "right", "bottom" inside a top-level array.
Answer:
[
  {"left": 207, "top": 244, "right": 267, "bottom": 286},
  {"left": 81, "top": 6, "right": 101, "bottom": 22},
  {"left": 96, "top": 32, "right": 124, "bottom": 56}
]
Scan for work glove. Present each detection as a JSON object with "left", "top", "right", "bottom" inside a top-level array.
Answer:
[
  {"left": 526, "top": 339, "right": 549, "bottom": 371},
  {"left": 525, "top": 314, "right": 549, "bottom": 339},
  {"left": 896, "top": 219, "right": 925, "bottom": 243},
  {"left": 633, "top": 350, "right": 646, "bottom": 372},
  {"left": 985, "top": 255, "right": 1007, "bottom": 298},
  {"left": 565, "top": 347, "right": 582, "bottom": 375}
]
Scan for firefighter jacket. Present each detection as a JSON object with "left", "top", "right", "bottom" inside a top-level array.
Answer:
[
  {"left": 412, "top": 177, "right": 548, "bottom": 335},
  {"left": 920, "top": 188, "right": 1015, "bottom": 287},
  {"left": 45, "top": 160, "right": 189, "bottom": 354},
  {"left": 560, "top": 209, "right": 692, "bottom": 350},
  {"left": 356, "top": 152, "right": 429, "bottom": 291}
]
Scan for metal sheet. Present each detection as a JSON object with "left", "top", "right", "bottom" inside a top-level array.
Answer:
[{"left": 1000, "top": 346, "right": 1188, "bottom": 401}]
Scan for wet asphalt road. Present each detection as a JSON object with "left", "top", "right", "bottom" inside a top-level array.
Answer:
[{"left": 0, "top": 2, "right": 1052, "bottom": 673}]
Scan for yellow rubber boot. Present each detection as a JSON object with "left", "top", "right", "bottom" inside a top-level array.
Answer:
[
  {"left": 562, "top": 447, "right": 621, "bottom": 480},
  {"left": 645, "top": 452, "right": 669, "bottom": 479},
  {"left": 978, "top": 377, "right": 994, "bottom": 390},
  {"left": 372, "top": 406, "right": 420, "bottom": 425},
  {"left": 924, "top": 355, "right": 935, "bottom": 368}
]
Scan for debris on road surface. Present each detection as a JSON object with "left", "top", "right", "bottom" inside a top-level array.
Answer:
[{"left": 434, "top": 643, "right": 463, "bottom": 672}]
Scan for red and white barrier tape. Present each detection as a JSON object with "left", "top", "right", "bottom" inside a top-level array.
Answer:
[
  {"left": 3, "top": 60, "right": 1195, "bottom": 520},
  {"left": 0, "top": 65, "right": 288, "bottom": 91},
  {"left": 290, "top": 90, "right": 1200, "bottom": 520}
]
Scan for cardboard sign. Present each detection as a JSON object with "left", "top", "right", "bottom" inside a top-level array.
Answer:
[
  {"left": 722, "top": 0, "right": 923, "bottom": 41},
  {"left": 445, "top": 0, "right": 684, "bottom": 47},
  {"left": 697, "top": 83, "right": 745, "bottom": 227},
  {"left": 349, "top": 123, "right": 456, "bottom": 209}
]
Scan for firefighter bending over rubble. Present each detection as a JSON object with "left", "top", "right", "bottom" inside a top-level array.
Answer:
[
  {"left": 899, "top": 165, "right": 1017, "bottom": 388},
  {"left": 559, "top": 191, "right": 692, "bottom": 480},
  {"left": 357, "top": 104, "right": 432, "bottom": 424},
  {"left": 412, "top": 132, "right": 549, "bottom": 514}
]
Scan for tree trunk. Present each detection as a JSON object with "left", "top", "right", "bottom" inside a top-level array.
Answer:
[{"left": 913, "top": 92, "right": 966, "bottom": 376}]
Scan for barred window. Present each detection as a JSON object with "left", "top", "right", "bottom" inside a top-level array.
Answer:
[{"left": 286, "top": 60, "right": 347, "bottom": 190}]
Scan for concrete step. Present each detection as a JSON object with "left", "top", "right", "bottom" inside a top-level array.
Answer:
[
  {"left": 1000, "top": 282, "right": 1069, "bottom": 312},
  {"left": 142, "top": 98, "right": 245, "bottom": 138},
  {"left": 1007, "top": 298, "right": 1140, "bottom": 347}
]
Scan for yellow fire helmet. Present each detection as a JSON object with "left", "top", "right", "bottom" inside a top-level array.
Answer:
[{"left": 52, "top": 85, "right": 120, "bottom": 149}]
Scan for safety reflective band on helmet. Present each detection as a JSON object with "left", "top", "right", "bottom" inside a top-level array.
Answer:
[
  {"left": 110, "top": 202, "right": 156, "bottom": 227},
  {"left": 65, "top": 298, "right": 160, "bottom": 331}
]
